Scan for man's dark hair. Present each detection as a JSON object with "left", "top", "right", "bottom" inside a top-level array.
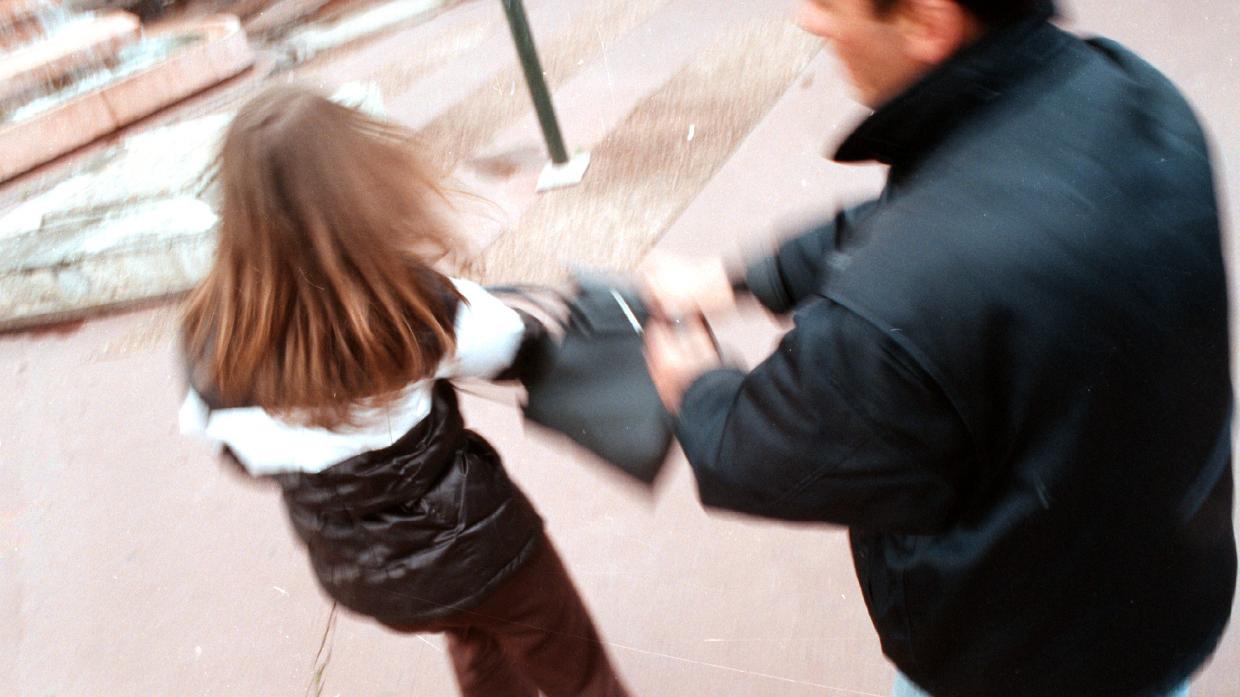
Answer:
[{"left": 873, "top": 0, "right": 1055, "bottom": 27}]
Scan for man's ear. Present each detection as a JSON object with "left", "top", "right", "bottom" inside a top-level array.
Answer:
[{"left": 892, "top": 0, "right": 983, "bottom": 65}]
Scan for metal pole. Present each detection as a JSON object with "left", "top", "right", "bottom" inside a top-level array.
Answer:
[{"left": 501, "top": 0, "right": 569, "bottom": 165}]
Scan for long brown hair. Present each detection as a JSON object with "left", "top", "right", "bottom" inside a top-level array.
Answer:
[{"left": 182, "top": 84, "right": 463, "bottom": 429}]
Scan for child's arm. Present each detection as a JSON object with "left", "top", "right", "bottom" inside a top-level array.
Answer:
[{"left": 436, "top": 278, "right": 545, "bottom": 382}]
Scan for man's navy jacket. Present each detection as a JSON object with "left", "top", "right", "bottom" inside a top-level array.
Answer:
[{"left": 677, "top": 16, "right": 1236, "bottom": 697}]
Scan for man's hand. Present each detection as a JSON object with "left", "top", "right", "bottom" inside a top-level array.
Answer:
[
  {"left": 644, "top": 317, "right": 722, "bottom": 414},
  {"left": 639, "top": 252, "right": 735, "bottom": 319}
]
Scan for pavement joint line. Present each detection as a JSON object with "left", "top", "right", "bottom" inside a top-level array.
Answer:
[{"left": 604, "top": 639, "right": 887, "bottom": 696}]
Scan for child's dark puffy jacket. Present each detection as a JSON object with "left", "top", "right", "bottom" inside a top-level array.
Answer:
[
  {"left": 273, "top": 382, "right": 542, "bottom": 625},
  {"left": 181, "top": 279, "right": 544, "bottom": 626}
]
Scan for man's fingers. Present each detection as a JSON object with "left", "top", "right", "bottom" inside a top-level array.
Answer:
[
  {"left": 669, "top": 316, "right": 718, "bottom": 355},
  {"left": 644, "top": 317, "right": 723, "bottom": 413}
]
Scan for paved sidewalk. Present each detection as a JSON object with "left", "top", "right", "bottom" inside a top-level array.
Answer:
[{"left": 2, "top": 1, "right": 1238, "bottom": 695}]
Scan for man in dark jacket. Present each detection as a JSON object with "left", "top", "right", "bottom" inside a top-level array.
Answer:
[{"left": 641, "top": 1, "right": 1236, "bottom": 696}]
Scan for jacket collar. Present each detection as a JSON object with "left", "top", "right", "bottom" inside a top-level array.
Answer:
[{"left": 833, "top": 13, "right": 1068, "bottom": 167}]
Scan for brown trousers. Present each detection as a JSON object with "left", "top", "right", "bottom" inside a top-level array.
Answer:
[{"left": 412, "top": 535, "right": 630, "bottom": 697}]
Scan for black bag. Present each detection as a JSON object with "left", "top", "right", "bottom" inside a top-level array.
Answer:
[{"left": 490, "top": 275, "right": 674, "bottom": 485}]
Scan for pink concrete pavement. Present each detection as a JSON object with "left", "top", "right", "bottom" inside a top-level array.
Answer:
[{"left": 2, "top": 1, "right": 1239, "bottom": 695}]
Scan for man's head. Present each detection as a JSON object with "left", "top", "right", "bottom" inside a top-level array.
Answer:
[{"left": 796, "top": 0, "right": 1053, "bottom": 107}]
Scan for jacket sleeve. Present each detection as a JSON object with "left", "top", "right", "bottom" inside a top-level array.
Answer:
[
  {"left": 437, "top": 278, "right": 551, "bottom": 383},
  {"left": 743, "top": 199, "right": 879, "bottom": 314},
  {"left": 674, "top": 296, "right": 971, "bottom": 534}
]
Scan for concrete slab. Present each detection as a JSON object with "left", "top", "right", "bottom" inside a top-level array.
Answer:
[{"left": 1, "top": 1, "right": 1238, "bottom": 695}]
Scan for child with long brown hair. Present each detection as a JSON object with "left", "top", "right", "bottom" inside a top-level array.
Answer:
[{"left": 179, "top": 84, "right": 629, "bottom": 697}]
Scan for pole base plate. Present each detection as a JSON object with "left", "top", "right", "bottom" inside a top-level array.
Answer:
[{"left": 536, "top": 150, "right": 591, "bottom": 192}]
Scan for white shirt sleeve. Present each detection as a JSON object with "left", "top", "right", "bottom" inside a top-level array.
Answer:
[
  {"left": 435, "top": 278, "right": 528, "bottom": 380},
  {"left": 179, "top": 388, "right": 224, "bottom": 454}
]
